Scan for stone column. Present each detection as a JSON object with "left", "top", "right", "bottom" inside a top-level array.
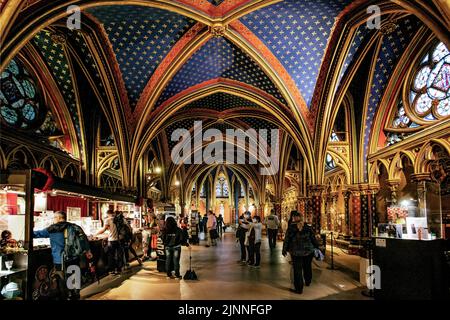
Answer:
[
  {"left": 343, "top": 190, "right": 351, "bottom": 236},
  {"left": 348, "top": 186, "right": 361, "bottom": 237},
  {"left": 411, "top": 173, "right": 431, "bottom": 218},
  {"left": 360, "top": 186, "right": 370, "bottom": 238},
  {"left": 308, "top": 185, "right": 325, "bottom": 234},
  {"left": 368, "top": 185, "right": 380, "bottom": 236}
]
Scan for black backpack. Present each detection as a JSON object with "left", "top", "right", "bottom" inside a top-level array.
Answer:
[
  {"left": 63, "top": 223, "right": 90, "bottom": 261},
  {"left": 114, "top": 215, "right": 132, "bottom": 242}
]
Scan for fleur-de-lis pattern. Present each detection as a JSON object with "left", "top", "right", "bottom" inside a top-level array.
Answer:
[
  {"left": 181, "top": 92, "right": 259, "bottom": 112},
  {"left": 87, "top": 5, "right": 196, "bottom": 109},
  {"left": 156, "top": 37, "right": 287, "bottom": 107},
  {"left": 362, "top": 16, "right": 422, "bottom": 180},
  {"left": 241, "top": 0, "right": 352, "bottom": 107},
  {"left": 33, "top": 30, "right": 83, "bottom": 158}
]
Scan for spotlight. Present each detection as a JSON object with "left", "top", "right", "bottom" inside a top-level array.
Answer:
[
  {"left": 175, "top": 180, "right": 180, "bottom": 186},
  {"left": 155, "top": 167, "right": 162, "bottom": 174}
]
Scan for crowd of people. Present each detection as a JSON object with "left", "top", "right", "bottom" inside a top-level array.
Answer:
[{"left": 2, "top": 206, "right": 321, "bottom": 299}]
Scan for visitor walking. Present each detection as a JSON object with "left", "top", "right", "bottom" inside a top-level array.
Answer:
[
  {"left": 162, "top": 216, "right": 189, "bottom": 279},
  {"left": 282, "top": 211, "right": 319, "bottom": 294},
  {"left": 34, "top": 211, "right": 92, "bottom": 300},
  {"left": 206, "top": 210, "right": 217, "bottom": 247},
  {"left": 216, "top": 214, "right": 224, "bottom": 236},
  {"left": 248, "top": 216, "right": 262, "bottom": 268},
  {"left": 115, "top": 211, "right": 142, "bottom": 267},
  {"left": 264, "top": 209, "right": 280, "bottom": 250},
  {"left": 96, "top": 210, "right": 123, "bottom": 275}
]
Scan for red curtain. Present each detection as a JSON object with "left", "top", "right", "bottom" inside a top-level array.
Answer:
[
  {"left": 6, "top": 194, "right": 18, "bottom": 215},
  {"left": 46, "top": 195, "right": 88, "bottom": 217}
]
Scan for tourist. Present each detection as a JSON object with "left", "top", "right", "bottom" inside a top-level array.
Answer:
[
  {"left": 236, "top": 212, "right": 250, "bottom": 263},
  {"left": 163, "top": 216, "right": 189, "bottom": 279},
  {"left": 96, "top": 210, "right": 123, "bottom": 275},
  {"left": 282, "top": 211, "right": 319, "bottom": 294},
  {"left": 243, "top": 212, "right": 253, "bottom": 264},
  {"left": 217, "top": 214, "right": 224, "bottom": 236},
  {"left": 264, "top": 209, "right": 280, "bottom": 250},
  {"left": 115, "top": 211, "right": 142, "bottom": 267},
  {"left": 206, "top": 210, "right": 217, "bottom": 247},
  {"left": 33, "top": 211, "right": 92, "bottom": 300},
  {"left": 248, "top": 216, "right": 262, "bottom": 268}
]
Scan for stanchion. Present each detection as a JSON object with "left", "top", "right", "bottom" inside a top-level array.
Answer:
[
  {"left": 362, "top": 238, "right": 374, "bottom": 298},
  {"left": 327, "top": 231, "right": 338, "bottom": 270}
]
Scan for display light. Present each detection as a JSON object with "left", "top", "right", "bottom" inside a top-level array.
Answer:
[
  {"left": 175, "top": 180, "right": 180, "bottom": 187},
  {"left": 155, "top": 167, "right": 162, "bottom": 174}
]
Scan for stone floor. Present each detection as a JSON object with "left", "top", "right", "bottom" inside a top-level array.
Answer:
[{"left": 84, "top": 232, "right": 371, "bottom": 300}]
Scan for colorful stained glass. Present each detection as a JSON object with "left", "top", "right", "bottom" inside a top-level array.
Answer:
[
  {"left": 0, "top": 58, "right": 44, "bottom": 129},
  {"left": 408, "top": 42, "right": 450, "bottom": 121},
  {"left": 413, "top": 66, "right": 431, "bottom": 90},
  {"left": 415, "top": 94, "right": 432, "bottom": 114},
  {"left": 437, "top": 98, "right": 450, "bottom": 116}
]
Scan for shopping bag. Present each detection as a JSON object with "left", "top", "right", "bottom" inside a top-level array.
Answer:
[
  {"left": 314, "top": 248, "right": 324, "bottom": 261},
  {"left": 151, "top": 234, "right": 158, "bottom": 250},
  {"left": 199, "top": 232, "right": 205, "bottom": 241}
]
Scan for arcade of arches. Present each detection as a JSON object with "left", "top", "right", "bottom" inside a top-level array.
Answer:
[{"left": 1, "top": 0, "right": 450, "bottom": 300}]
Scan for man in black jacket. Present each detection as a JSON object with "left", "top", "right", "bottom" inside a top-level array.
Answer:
[{"left": 282, "top": 211, "right": 319, "bottom": 294}]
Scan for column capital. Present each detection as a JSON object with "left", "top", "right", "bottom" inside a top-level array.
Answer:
[
  {"left": 386, "top": 179, "right": 401, "bottom": 188},
  {"left": 410, "top": 173, "right": 431, "bottom": 183},
  {"left": 307, "top": 184, "right": 325, "bottom": 196}
]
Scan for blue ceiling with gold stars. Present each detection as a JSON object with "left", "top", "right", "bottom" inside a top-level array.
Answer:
[
  {"left": 241, "top": 0, "right": 352, "bottom": 107},
  {"left": 87, "top": 5, "right": 196, "bottom": 109},
  {"left": 181, "top": 92, "right": 259, "bottom": 112},
  {"left": 362, "top": 15, "right": 422, "bottom": 179},
  {"left": 32, "top": 30, "right": 83, "bottom": 156},
  {"left": 156, "top": 37, "right": 287, "bottom": 107},
  {"left": 336, "top": 24, "right": 372, "bottom": 92}
]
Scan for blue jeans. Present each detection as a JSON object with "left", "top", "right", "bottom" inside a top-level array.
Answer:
[{"left": 165, "top": 246, "right": 181, "bottom": 276}]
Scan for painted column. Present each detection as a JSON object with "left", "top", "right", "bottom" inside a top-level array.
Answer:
[
  {"left": 308, "top": 185, "right": 324, "bottom": 234},
  {"left": 205, "top": 181, "right": 210, "bottom": 212},
  {"left": 368, "top": 185, "right": 379, "bottom": 237},
  {"left": 343, "top": 190, "right": 351, "bottom": 236},
  {"left": 349, "top": 186, "right": 361, "bottom": 237},
  {"left": 360, "top": 187, "right": 370, "bottom": 238},
  {"left": 234, "top": 180, "right": 240, "bottom": 225}
]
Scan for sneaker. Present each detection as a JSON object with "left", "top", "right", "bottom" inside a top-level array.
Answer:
[{"left": 205, "top": 245, "right": 210, "bottom": 247}]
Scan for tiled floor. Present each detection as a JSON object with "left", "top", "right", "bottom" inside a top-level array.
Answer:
[{"left": 85, "top": 232, "right": 371, "bottom": 300}]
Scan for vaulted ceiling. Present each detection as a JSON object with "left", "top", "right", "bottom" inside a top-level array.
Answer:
[{"left": 1, "top": 0, "right": 449, "bottom": 192}]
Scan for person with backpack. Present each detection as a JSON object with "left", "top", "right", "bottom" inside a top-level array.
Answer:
[
  {"left": 96, "top": 210, "right": 123, "bottom": 275},
  {"left": 115, "top": 211, "right": 142, "bottom": 267},
  {"left": 282, "top": 211, "right": 319, "bottom": 294},
  {"left": 162, "top": 216, "right": 189, "bottom": 279},
  {"left": 264, "top": 209, "right": 280, "bottom": 250},
  {"left": 33, "top": 211, "right": 92, "bottom": 300}
]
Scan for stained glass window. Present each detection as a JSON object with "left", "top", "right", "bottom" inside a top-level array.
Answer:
[
  {"left": 216, "top": 176, "right": 229, "bottom": 197},
  {"left": 0, "top": 59, "right": 45, "bottom": 129},
  {"left": 200, "top": 184, "right": 206, "bottom": 197},
  {"left": 409, "top": 42, "right": 450, "bottom": 119}
]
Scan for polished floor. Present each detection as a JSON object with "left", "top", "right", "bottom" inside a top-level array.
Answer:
[{"left": 85, "top": 232, "right": 369, "bottom": 300}]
